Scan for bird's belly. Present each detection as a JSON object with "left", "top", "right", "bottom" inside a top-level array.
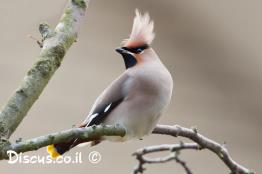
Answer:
[{"left": 102, "top": 94, "right": 165, "bottom": 142}]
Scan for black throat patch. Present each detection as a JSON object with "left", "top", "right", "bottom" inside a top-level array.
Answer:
[
  {"left": 122, "top": 53, "right": 137, "bottom": 69},
  {"left": 121, "top": 44, "right": 149, "bottom": 69}
]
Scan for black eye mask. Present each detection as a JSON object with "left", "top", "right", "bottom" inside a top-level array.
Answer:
[{"left": 122, "top": 44, "right": 149, "bottom": 54}]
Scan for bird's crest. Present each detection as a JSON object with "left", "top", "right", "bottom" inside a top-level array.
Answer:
[{"left": 123, "top": 9, "right": 155, "bottom": 47}]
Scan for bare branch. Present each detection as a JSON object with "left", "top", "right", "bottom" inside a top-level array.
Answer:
[
  {"left": 133, "top": 143, "right": 198, "bottom": 174},
  {"left": 0, "top": 123, "right": 253, "bottom": 174},
  {"left": 134, "top": 143, "right": 200, "bottom": 155},
  {"left": 153, "top": 125, "right": 253, "bottom": 174},
  {"left": 0, "top": 125, "right": 126, "bottom": 160},
  {"left": 174, "top": 151, "right": 193, "bottom": 174},
  {"left": 0, "top": 0, "right": 89, "bottom": 140}
]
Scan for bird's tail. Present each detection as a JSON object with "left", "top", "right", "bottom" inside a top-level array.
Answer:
[
  {"left": 47, "top": 123, "right": 89, "bottom": 159},
  {"left": 47, "top": 138, "right": 84, "bottom": 159}
]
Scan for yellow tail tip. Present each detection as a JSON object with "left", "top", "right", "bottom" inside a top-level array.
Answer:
[{"left": 47, "top": 144, "right": 61, "bottom": 159}]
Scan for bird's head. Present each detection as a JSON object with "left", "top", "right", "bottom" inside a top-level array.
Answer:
[{"left": 116, "top": 9, "right": 155, "bottom": 69}]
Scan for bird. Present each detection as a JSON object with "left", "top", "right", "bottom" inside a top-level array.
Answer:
[{"left": 47, "top": 9, "right": 173, "bottom": 158}]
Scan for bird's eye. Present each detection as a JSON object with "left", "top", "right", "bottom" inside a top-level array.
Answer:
[{"left": 136, "top": 48, "right": 143, "bottom": 54}]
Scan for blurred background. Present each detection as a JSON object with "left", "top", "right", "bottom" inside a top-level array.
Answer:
[{"left": 0, "top": 0, "right": 261, "bottom": 173}]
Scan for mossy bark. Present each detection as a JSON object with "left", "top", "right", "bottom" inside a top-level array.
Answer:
[{"left": 0, "top": 0, "right": 88, "bottom": 139}]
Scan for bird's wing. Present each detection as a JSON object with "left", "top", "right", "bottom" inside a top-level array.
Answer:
[{"left": 81, "top": 73, "right": 131, "bottom": 127}]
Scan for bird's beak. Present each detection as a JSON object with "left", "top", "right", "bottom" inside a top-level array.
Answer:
[{"left": 115, "top": 47, "right": 128, "bottom": 55}]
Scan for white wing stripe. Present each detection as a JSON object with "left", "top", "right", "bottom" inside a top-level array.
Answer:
[{"left": 104, "top": 103, "right": 112, "bottom": 113}]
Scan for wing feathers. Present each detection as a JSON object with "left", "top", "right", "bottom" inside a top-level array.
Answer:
[{"left": 86, "top": 98, "right": 124, "bottom": 126}]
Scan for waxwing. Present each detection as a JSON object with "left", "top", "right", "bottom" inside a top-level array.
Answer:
[{"left": 47, "top": 9, "right": 173, "bottom": 158}]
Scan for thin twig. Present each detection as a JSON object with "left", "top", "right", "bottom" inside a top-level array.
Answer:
[
  {"left": 174, "top": 151, "right": 193, "bottom": 174},
  {"left": 133, "top": 143, "right": 199, "bottom": 174},
  {"left": 153, "top": 125, "right": 253, "bottom": 174}
]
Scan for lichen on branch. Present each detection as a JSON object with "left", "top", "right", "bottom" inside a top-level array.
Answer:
[{"left": 0, "top": 0, "right": 88, "bottom": 140}]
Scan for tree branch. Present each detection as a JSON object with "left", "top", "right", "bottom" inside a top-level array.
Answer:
[
  {"left": 174, "top": 151, "right": 193, "bottom": 174},
  {"left": 0, "top": 125, "right": 126, "bottom": 159},
  {"left": 0, "top": 124, "right": 252, "bottom": 174},
  {"left": 0, "top": 0, "right": 89, "bottom": 140},
  {"left": 132, "top": 143, "right": 198, "bottom": 174},
  {"left": 153, "top": 125, "right": 253, "bottom": 174}
]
